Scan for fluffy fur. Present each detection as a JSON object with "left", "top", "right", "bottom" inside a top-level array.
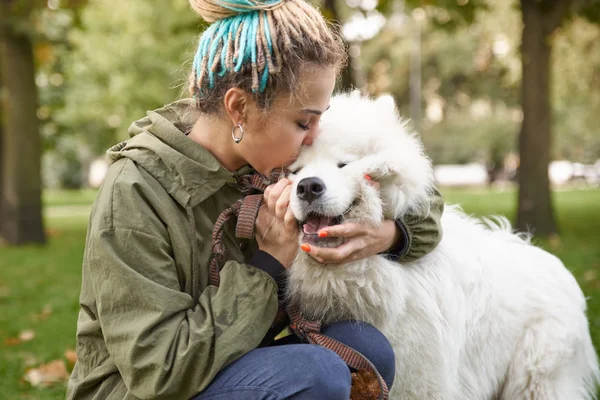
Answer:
[{"left": 286, "top": 92, "right": 600, "bottom": 399}]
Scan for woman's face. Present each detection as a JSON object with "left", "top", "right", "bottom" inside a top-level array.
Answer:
[{"left": 242, "top": 66, "right": 336, "bottom": 176}]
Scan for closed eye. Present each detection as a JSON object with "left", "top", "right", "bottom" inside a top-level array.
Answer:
[
  {"left": 290, "top": 167, "right": 303, "bottom": 174},
  {"left": 337, "top": 162, "right": 348, "bottom": 168},
  {"left": 297, "top": 122, "right": 310, "bottom": 131}
]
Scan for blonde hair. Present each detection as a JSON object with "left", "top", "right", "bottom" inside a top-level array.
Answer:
[{"left": 188, "top": 0, "right": 346, "bottom": 113}]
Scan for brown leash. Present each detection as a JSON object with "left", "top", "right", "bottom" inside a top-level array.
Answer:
[{"left": 208, "top": 171, "right": 389, "bottom": 400}]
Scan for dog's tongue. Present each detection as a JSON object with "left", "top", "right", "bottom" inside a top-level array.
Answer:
[{"left": 303, "top": 216, "right": 334, "bottom": 234}]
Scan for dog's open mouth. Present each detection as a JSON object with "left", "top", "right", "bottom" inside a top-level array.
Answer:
[
  {"left": 299, "top": 213, "right": 344, "bottom": 247},
  {"left": 298, "top": 201, "right": 357, "bottom": 246},
  {"left": 301, "top": 214, "right": 343, "bottom": 235}
]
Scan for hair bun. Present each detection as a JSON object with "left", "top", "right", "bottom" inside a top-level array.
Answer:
[{"left": 190, "top": 0, "right": 286, "bottom": 23}]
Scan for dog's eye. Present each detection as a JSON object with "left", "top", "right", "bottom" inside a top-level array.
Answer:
[
  {"left": 290, "top": 167, "right": 302, "bottom": 175},
  {"left": 337, "top": 162, "right": 348, "bottom": 168}
]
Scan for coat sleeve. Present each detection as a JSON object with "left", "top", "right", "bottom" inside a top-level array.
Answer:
[
  {"left": 87, "top": 227, "right": 279, "bottom": 399},
  {"left": 385, "top": 186, "right": 445, "bottom": 262}
]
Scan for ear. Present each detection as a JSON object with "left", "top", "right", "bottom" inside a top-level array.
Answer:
[
  {"left": 223, "top": 88, "right": 250, "bottom": 125},
  {"left": 375, "top": 94, "right": 396, "bottom": 113}
]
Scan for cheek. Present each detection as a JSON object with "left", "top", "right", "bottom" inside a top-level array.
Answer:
[{"left": 277, "top": 127, "right": 304, "bottom": 153}]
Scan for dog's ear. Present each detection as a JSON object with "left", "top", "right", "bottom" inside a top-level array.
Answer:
[{"left": 375, "top": 94, "right": 396, "bottom": 113}]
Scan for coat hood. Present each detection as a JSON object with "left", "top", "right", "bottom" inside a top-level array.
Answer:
[{"left": 107, "top": 99, "right": 252, "bottom": 207}]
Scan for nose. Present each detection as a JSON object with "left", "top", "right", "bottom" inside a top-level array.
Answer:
[
  {"left": 302, "top": 135, "right": 314, "bottom": 146},
  {"left": 302, "top": 127, "right": 319, "bottom": 147},
  {"left": 296, "top": 177, "right": 326, "bottom": 204}
]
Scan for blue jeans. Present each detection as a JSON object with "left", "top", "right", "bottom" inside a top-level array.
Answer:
[{"left": 191, "top": 320, "right": 395, "bottom": 400}]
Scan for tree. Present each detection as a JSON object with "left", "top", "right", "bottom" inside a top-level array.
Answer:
[
  {"left": 516, "top": 0, "right": 598, "bottom": 236},
  {"left": 0, "top": 1, "right": 46, "bottom": 244},
  {"left": 382, "top": 0, "right": 600, "bottom": 237},
  {"left": 0, "top": 50, "right": 4, "bottom": 242},
  {"left": 58, "top": 0, "right": 200, "bottom": 153},
  {"left": 321, "top": 0, "right": 356, "bottom": 91},
  {"left": 0, "top": 0, "right": 87, "bottom": 245},
  {"left": 360, "top": 0, "right": 521, "bottom": 170},
  {"left": 553, "top": 17, "right": 600, "bottom": 164}
]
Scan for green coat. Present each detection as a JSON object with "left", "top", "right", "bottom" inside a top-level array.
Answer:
[{"left": 67, "top": 100, "right": 444, "bottom": 399}]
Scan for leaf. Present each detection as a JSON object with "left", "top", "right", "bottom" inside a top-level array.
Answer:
[
  {"left": 33, "top": 304, "right": 53, "bottom": 321},
  {"left": 4, "top": 329, "right": 36, "bottom": 346},
  {"left": 4, "top": 337, "right": 22, "bottom": 346},
  {"left": 20, "top": 352, "right": 39, "bottom": 367},
  {"left": 34, "top": 42, "right": 55, "bottom": 64},
  {"left": 24, "top": 360, "right": 69, "bottom": 387},
  {"left": 64, "top": 349, "right": 77, "bottom": 365},
  {"left": 19, "top": 330, "right": 36, "bottom": 342},
  {"left": 45, "top": 228, "right": 63, "bottom": 238},
  {"left": 350, "top": 369, "right": 382, "bottom": 400},
  {"left": 584, "top": 270, "right": 597, "bottom": 282},
  {"left": 547, "top": 234, "right": 562, "bottom": 250}
]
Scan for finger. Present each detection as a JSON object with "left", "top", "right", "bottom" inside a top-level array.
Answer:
[
  {"left": 318, "top": 222, "right": 364, "bottom": 239},
  {"left": 364, "top": 174, "right": 380, "bottom": 190},
  {"left": 266, "top": 178, "right": 290, "bottom": 212},
  {"left": 255, "top": 204, "right": 270, "bottom": 233},
  {"left": 275, "top": 185, "right": 292, "bottom": 220},
  {"left": 284, "top": 206, "right": 298, "bottom": 237},
  {"left": 309, "top": 240, "right": 360, "bottom": 264}
]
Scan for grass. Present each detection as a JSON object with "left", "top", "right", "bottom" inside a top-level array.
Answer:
[
  {"left": 0, "top": 187, "right": 599, "bottom": 399},
  {"left": 43, "top": 189, "right": 98, "bottom": 207},
  {"left": 0, "top": 213, "right": 89, "bottom": 399}
]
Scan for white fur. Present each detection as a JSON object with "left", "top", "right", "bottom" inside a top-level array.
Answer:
[{"left": 287, "top": 93, "right": 600, "bottom": 399}]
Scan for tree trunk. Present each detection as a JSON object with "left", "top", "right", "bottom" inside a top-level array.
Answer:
[
  {"left": 0, "top": 27, "right": 46, "bottom": 244},
  {"left": 517, "top": 0, "right": 562, "bottom": 236},
  {"left": 0, "top": 54, "right": 4, "bottom": 242},
  {"left": 322, "top": 0, "right": 356, "bottom": 91}
]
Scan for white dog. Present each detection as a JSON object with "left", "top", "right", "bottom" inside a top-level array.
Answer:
[{"left": 286, "top": 92, "right": 600, "bottom": 399}]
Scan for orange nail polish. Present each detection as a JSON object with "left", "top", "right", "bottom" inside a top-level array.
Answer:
[
  {"left": 364, "top": 174, "right": 372, "bottom": 181},
  {"left": 318, "top": 231, "right": 328, "bottom": 238},
  {"left": 301, "top": 244, "right": 311, "bottom": 252}
]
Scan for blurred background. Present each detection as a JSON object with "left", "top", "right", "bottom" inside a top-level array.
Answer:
[{"left": 1, "top": 0, "right": 599, "bottom": 397}]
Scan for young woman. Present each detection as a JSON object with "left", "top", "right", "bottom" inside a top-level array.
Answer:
[{"left": 67, "top": 0, "right": 444, "bottom": 398}]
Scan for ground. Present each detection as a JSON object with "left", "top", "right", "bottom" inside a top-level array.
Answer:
[{"left": 0, "top": 187, "right": 598, "bottom": 399}]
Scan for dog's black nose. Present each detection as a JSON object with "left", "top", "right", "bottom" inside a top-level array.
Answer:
[{"left": 297, "top": 177, "right": 326, "bottom": 203}]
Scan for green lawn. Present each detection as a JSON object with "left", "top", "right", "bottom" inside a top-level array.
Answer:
[{"left": 0, "top": 187, "right": 599, "bottom": 399}]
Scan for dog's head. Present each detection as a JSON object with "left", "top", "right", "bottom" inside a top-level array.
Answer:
[{"left": 289, "top": 92, "right": 434, "bottom": 248}]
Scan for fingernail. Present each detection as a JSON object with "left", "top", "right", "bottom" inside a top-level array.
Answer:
[
  {"left": 301, "top": 244, "right": 311, "bottom": 252},
  {"left": 364, "top": 174, "right": 372, "bottom": 181},
  {"left": 318, "top": 231, "right": 328, "bottom": 238}
]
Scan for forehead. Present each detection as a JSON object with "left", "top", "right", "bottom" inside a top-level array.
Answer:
[{"left": 276, "top": 66, "right": 336, "bottom": 112}]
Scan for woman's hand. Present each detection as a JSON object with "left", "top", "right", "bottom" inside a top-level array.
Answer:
[
  {"left": 256, "top": 178, "right": 299, "bottom": 269},
  {"left": 300, "top": 176, "right": 402, "bottom": 265},
  {"left": 301, "top": 220, "right": 401, "bottom": 265}
]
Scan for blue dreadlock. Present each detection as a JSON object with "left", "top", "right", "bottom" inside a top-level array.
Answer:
[{"left": 192, "top": 0, "right": 285, "bottom": 95}]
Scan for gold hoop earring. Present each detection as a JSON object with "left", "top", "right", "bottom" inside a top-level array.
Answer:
[{"left": 232, "top": 124, "right": 244, "bottom": 144}]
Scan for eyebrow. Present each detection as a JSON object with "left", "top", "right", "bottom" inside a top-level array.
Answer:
[{"left": 300, "top": 105, "right": 331, "bottom": 115}]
